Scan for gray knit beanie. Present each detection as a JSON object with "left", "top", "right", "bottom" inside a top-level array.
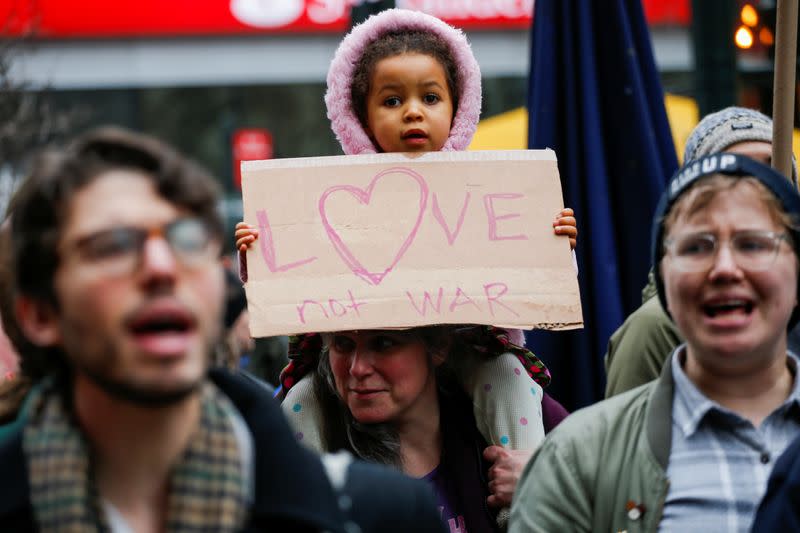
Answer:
[{"left": 683, "top": 106, "right": 797, "bottom": 184}]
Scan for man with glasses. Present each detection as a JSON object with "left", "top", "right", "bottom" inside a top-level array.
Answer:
[
  {"left": 0, "top": 127, "right": 445, "bottom": 532},
  {"left": 510, "top": 154, "right": 800, "bottom": 532}
]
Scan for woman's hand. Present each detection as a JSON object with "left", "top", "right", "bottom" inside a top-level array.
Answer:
[
  {"left": 235, "top": 222, "right": 259, "bottom": 252},
  {"left": 483, "top": 445, "right": 534, "bottom": 509},
  {"left": 553, "top": 208, "right": 577, "bottom": 250}
]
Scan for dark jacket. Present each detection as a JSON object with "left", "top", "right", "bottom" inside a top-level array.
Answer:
[
  {"left": 0, "top": 370, "right": 446, "bottom": 533},
  {"left": 751, "top": 432, "right": 800, "bottom": 532},
  {"left": 438, "top": 386, "right": 500, "bottom": 533}
]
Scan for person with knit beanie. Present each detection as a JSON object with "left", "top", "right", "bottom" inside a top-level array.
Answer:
[
  {"left": 605, "top": 106, "right": 800, "bottom": 398},
  {"left": 234, "top": 9, "right": 577, "bottom": 531}
]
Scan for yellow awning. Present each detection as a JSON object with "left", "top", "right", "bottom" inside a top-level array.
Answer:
[
  {"left": 469, "top": 98, "right": 800, "bottom": 164},
  {"left": 468, "top": 107, "right": 528, "bottom": 150}
]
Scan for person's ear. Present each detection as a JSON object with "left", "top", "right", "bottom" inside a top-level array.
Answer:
[{"left": 15, "top": 295, "right": 61, "bottom": 347}]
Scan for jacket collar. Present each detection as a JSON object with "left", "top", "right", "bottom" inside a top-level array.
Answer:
[
  {"left": 209, "top": 369, "right": 347, "bottom": 532},
  {"left": 645, "top": 350, "right": 676, "bottom": 470}
]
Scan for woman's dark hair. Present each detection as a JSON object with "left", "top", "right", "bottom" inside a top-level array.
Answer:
[
  {"left": 350, "top": 30, "right": 461, "bottom": 136},
  {"left": 313, "top": 325, "right": 464, "bottom": 468}
]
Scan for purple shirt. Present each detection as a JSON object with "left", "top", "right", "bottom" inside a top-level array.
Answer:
[{"left": 423, "top": 465, "right": 469, "bottom": 533}]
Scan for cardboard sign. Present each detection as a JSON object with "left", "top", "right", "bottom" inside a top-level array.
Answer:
[{"left": 241, "top": 150, "right": 582, "bottom": 337}]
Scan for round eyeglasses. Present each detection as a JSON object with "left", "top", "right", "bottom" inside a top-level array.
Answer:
[{"left": 663, "top": 230, "right": 790, "bottom": 272}]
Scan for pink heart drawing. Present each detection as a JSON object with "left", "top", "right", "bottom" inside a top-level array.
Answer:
[{"left": 319, "top": 167, "right": 429, "bottom": 285}]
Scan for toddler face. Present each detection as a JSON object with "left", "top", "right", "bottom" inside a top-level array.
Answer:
[{"left": 364, "top": 52, "right": 454, "bottom": 153}]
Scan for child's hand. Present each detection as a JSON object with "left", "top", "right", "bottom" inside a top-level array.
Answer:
[
  {"left": 553, "top": 207, "right": 577, "bottom": 250},
  {"left": 235, "top": 222, "right": 259, "bottom": 252}
]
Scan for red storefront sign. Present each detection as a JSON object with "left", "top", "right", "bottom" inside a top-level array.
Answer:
[
  {"left": 232, "top": 128, "right": 273, "bottom": 191},
  {"left": 1, "top": 0, "right": 349, "bottom": 38},
  {"left": 642, "top": 0, "right": 691, "bottom": 27},
  {"left": 398, "top": 0, "right": 534, "bottom": 29},
  {"left": 1, "top": 0, "right": 690, "bottom": 39}
]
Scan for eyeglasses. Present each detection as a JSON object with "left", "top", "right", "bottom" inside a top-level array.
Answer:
[
  {"left": 65, "top": 217, "right": 220, "bottom": 276},
  {"left": 663, "top": 230, "right": 790, "bottom": 272}
]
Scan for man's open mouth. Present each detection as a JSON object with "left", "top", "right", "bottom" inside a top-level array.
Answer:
[
  {"left": 127, "top": 302, "right": 197, "bottom": 342},
  {"left": 127, "top": 305, "right": 198, "bottom": 357},
  {"left": 129, "top": 313, "right": 193, "bottom": 335}
]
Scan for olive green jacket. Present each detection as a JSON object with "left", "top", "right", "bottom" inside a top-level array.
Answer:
[
  {"left": 509, "top": 360, "right": 674, "bottom": 533},
  {"left": 604, "top": 272, "right": 681, "bottom": 398}
]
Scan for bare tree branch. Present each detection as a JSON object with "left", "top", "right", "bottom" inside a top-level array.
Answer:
[{"left": 0, "top": 18, "right": 83, "bottom": 215}]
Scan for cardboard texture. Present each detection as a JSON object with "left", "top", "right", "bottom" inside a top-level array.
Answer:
[{"left": 241, "top": 149, "right": 582, "bottom": 337}]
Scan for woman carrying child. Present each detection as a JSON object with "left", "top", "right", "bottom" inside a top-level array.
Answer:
[{"left": 237, "top": 9, "right": 577, "bottom": 532}]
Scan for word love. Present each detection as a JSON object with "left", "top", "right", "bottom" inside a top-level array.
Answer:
[
  {"left": 295, "top": 282, "right": 518, "bottom": 325},
  {"left": 255, "top": 167, "right": 528, "bottom": 286}
]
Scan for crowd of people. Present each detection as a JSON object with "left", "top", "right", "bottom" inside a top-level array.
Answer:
[{"left": 1, "top": 8, "right": 800, "bottom": 533}]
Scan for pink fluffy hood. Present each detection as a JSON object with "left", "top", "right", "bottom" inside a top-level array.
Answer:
[{"left": 325, "top": 8, "right": 482, "bottom": 155}]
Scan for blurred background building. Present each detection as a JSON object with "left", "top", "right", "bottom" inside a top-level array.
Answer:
[
  {"left": 1, "top": 0, "right": 796, "bottom": 242},
  {"left": 3, "top": 0, "right": 798, "bottom": 397}
]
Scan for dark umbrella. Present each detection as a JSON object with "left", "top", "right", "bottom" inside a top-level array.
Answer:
[{"left": 525, "top": 0, "right": 678, "bottom": 409}]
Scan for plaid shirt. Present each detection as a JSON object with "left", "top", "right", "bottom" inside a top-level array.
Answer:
[{"left": 660, "top": 348, "right": 800, "bottom": 532}]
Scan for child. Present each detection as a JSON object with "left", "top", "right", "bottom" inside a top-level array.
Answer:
[{"left": 236, "top": 8, "right": 575, "bottom": 464}]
